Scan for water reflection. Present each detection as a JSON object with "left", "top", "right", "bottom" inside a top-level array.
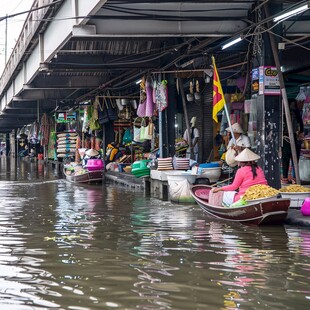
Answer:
[
  {"left": 0, "top": 157, "right": 61, "bottom": 181},
  {"left": 0, "top": 180, "right": 60, "bottom": 308},
  {"left": 0, "top": 158, "right": 309, "bottom": 309}
]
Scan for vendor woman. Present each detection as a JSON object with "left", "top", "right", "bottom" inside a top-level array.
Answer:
[{"left": 212, "top": 148, "right": 268, "bottom": 206}]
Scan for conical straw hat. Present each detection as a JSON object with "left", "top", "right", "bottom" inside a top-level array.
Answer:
[
  {"left": 190, "top": 116, "right": 197, "bottom": 127},
  {"left": 235, "top": 148, "right": 260, "bottom": 162},
  {"left": 225, "top": 123, "right": 244, "bottom": 134},
  {"left": 85, "top": 149, "right": 99, "bottom": 157}
]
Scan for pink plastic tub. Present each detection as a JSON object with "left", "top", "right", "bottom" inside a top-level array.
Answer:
[
  {"left": 301, "top": 198, "right": 310, "bottom": 216},
  {"left": 85, "top": 159, "right": 104, "bottom": 171}
]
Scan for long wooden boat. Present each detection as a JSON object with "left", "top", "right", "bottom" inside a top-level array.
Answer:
[
  {"left": 63, "top": 166, "right": 104, "bottom": 184},
  {"left": 190, "top": 184, "right": 290, "bottom": 225}
]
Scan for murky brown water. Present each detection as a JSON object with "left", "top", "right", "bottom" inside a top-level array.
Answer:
[{"left": 0, "top": 157, "right": 309, "bottom": 309}]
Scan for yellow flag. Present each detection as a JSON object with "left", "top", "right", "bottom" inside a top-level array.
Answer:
[{"left": 212, "top": 56, "right": 226, "bottom": 122}]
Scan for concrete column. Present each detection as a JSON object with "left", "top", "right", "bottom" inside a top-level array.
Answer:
[
  {"left": 166, "top": 76, "right": 178, "bottom": 157},
  {"left": 72, "top": 0, "right": 79, "bottom": 25},
  {"left": 252, "top": 3, "right": 282, "bottom": 189},
  {"left": 39, "top": 34, "right": 44, "bottom": 63}
]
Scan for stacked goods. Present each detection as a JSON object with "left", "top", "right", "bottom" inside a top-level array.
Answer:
[
  {"left": 157, "top": 157, "right": 173, "bottom": 171},
  {"left": 243, "top": 184, "right": 279, "bottom": 201},
  {"left": 48, "top": 131, "right": 57, "bottom": 160},
  {"left": 57, "top": 132, "right": 78, "bottom": 158},
  {"left": 279, "top": 184, "right": 310, "bottom": 192},
  {"left": 174, "top": 157, "right": 190, "bottom": 170},
  {"left": 131, "top": 160, "right": 151, "bottom": 178},
  {"left": 279, "top": 184, "right": 310, "bottom": 208}
]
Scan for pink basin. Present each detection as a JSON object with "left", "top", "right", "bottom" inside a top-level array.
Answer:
[
  {"left": 85, "top": 159, "right": 104, "bottom": 171},
  {"left": 301, "top": 198, "right": 310, "bottom": 216}
]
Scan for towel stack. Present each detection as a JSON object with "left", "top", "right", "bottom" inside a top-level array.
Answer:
[
  {"left": 173, "top": 157, "right": 190, "bottom": 170},
  {"left": 157, "top": 157, "right": 173, "bottom": 171}
]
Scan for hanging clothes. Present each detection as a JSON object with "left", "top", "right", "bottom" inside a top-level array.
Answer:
[
  {"left": 155, "top": 80, "right": 168, "bottom": 112},
  {"left": 40, "top": 113, "right": 50, "bottom": 146},
  {"left": 145, "top": 81, "right": 154, "bottom": 117}
]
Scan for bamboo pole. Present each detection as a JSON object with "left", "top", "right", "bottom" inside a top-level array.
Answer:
[{"left": 264, "top": 4, "right": 300, "bottom": 184}]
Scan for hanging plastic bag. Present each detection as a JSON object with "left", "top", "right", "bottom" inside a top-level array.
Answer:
[
  {"left": 146, "top": 118, "right": 154, "bottom": 139},
  {"left": 155, "top": 80, "right": 168, "bottom": 111},
  {"left": 167, "top": 179, "right": 195, "bottom": 203},
  {"left": 122, "top": 128, "right": 132, "bottom": 145},
  {"left": 145, "top": 81, "right": 154, "bottom": 117},
  {"left": 140, "top": 118, "right": 153, "bottom": 140},
  {"left": 89, "top": 118, "right": 101, "bottom": 131},
  {"left": 93, "top": 97, "right": 100, "bottom": 120},
  {"left": 133, "top": 117, "right": 142, "bottom": 143},
  {"left": 137, "top": 100, "right": 146, "bottom": 117},
  {"left": 225, "top": 147, "right": 238, "bottom": 167},
  {"left": 89, "top": 99, "right": 101, "bottom": 131}
]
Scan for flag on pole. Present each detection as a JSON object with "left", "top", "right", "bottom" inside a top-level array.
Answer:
[{"left": 212, "top": 56, "right": 226, "bottom": 123}]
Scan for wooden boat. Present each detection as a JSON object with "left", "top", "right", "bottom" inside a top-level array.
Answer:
[
  {"left": 190, "top": 185, "right": 290, "bottom": 225},
  {"left": 63, "top": 166, "right": 104, "bottom": 184}
]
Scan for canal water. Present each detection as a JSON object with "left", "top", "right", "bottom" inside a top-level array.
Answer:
[{"left": 0, "top": 157, "right": 309, "bottom": 309}]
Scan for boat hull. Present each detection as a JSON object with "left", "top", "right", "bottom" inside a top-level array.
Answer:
[
  {"left": 190, "top": 185, "right": 290, "bottom": 225},
  {"left": 64, "top": 168, "right": 104, "bottom": 184}
]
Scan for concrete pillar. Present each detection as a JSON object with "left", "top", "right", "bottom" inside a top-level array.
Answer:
[
  {"left": 165, "top": 76, "right": 178, "bottom": 157},
  {"left": 252, "top": 3, "right": 282, "bottom": 189}
]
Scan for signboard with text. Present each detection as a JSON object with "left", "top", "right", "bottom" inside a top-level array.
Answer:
[
  {"left": 56, "top": 111, "right": 77, "bottom": 123},
  {"left": 252, "top": 66, "right": 280, "bottom": 96},
  {"left": 251, "top": 67, "right": 259, "bottom": 94}
]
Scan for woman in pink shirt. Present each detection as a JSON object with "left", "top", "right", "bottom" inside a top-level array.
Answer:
[{"left": 212, "top": 148, "right": 268, "bottom": 205}]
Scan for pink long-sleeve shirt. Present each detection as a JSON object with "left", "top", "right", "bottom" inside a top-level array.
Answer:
[{"left": 221, "top": 166, "right": 268, "bottom": 202}]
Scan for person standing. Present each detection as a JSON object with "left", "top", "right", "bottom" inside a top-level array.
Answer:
[{"left": 183, "top": 116, "right": 199, "bottom": 162}]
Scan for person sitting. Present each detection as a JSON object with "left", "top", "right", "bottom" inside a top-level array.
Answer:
[
  {"left": 225, "top": 123, "right": 251, "bottom": 168},
  {"left": 212, "top": 148, "right": 268, "bottom": 206},
  {"left": 83, "top": 148, "right": 101, "bottom": 167}
]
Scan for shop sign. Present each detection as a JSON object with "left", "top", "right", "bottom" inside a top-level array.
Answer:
[
  {"left": 259, "top": 66, "right": 280, "bottom": 95},
  {"left": 251, "top": 68, "right": 259, "bottom": 94},
  {"left": 252, "top": 66, "right": 280, "bottom": 95},
  {"left": 56, "top": 111, "right": 77, "bottom": 123}
]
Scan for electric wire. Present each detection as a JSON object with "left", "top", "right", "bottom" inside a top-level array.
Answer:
[{"left": 1, "top": 0, "right": 309, "bottom": 105}]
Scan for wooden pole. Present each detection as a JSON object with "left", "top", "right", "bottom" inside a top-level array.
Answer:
[
  {"left": 177, "top": 77, "right": 194, "bottom": 159},
  {"left": 82, "top": 132, "right": 85, "bottom": 148},
  {"left": 264, "top": 4, "right": 300, "bottom": 184}
]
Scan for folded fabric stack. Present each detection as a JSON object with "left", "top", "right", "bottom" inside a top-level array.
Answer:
[
  {"left": 131, "top": 160, "right": 151, "bottom": 178},
  {"left": 57, "top": 132, "right": 78, "bottom": 158},
  {"left": 157, "top": 157, "right": 173, "bottom": 171},
  {"left": 173, "top": 157, "right": 190, "bottom": 170}
]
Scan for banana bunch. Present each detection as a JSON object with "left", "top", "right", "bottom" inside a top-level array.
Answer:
[
  {"left": 243, "top": 184, "right": 279, "bottom": 201},
  {"left": 279, "top": 185, "right": 310, "bottom": 193}
]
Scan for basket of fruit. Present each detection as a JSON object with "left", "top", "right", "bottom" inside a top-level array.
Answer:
[{"left": 279, "top": 185, "right": 310, "bottom": 208}]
